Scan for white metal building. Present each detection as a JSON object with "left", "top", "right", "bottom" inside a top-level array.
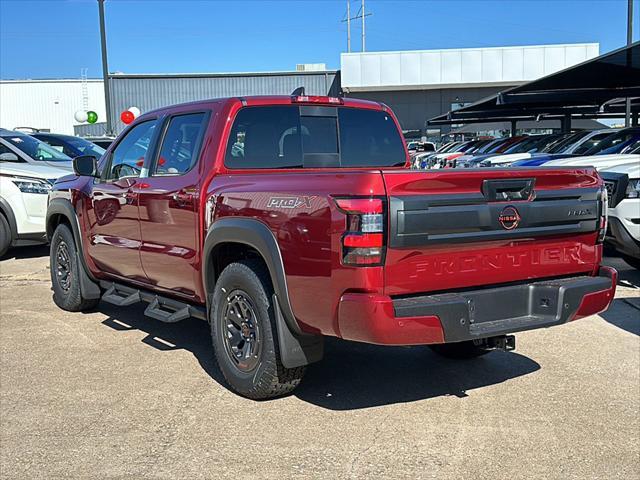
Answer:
[
  {"left": 0, "top": 43, "right": 601, "bottom": 137},
  {"left": 341, "top": 43, "right": 600, "bottom": 133},
  {"left": 0, "top": 79, "right": 106, "bottom": 135}
]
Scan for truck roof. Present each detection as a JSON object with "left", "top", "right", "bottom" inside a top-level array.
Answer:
[{"left": 142, "top": 95, "right": 385, "bottom": 117}]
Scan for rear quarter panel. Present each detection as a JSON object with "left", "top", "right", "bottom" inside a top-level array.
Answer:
[{"left": 208, "top": 170, "right": 388, "bottom": 336}]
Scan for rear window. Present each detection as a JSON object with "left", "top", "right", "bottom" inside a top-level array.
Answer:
[{"left": 225, "top": 105, "right": 406, "bottom": 169}]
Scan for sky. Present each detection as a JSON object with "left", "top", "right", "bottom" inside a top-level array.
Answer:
[{"left": 0, "top": 0, "right": 638, "bottom": 79}]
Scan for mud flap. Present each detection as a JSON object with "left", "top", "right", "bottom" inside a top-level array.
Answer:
[
  {"left": 77, "top": 253, "right": 101, "bottom": 300},
  {"left": 272, "top": 294, "right": 324, "bottom": 368}
]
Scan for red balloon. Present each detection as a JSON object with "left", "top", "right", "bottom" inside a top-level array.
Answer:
[{"left": 120, "top": 110, "right": 135, "bottom": 124}]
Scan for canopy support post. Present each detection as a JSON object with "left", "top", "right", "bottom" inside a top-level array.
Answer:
[
  {"left": 510, "top": 120, "right": 517, "bottom": 137},
  {"left": 561, "top": 114, "right": 571, "bottom": 133}
]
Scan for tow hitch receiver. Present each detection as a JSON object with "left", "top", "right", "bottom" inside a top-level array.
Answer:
[{"left": 475, "top": 335, "right": 516, "bottom": 351}]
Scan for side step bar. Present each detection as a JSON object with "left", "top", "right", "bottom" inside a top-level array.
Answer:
[{"left": 100, "top": 281, "right": 206, "bottom": 322}]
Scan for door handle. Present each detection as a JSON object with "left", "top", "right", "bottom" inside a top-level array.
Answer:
[{"left": 172, "top": 190, "right": 193, "bottom": 206}]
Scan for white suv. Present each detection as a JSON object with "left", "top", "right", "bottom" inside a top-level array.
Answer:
[
  {"left": 600, "top": 162, "right": 640, "bottom": 269},
  {"left": 0, "top": 162, "right": 71, "bottom": 257}
]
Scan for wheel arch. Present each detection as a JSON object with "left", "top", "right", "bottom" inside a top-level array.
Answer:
[
  {"left": 203, "top": 217, "right": 301, "bottom": 334},
  {"left": 46, "top": 197, "right": 101, "bottom": 299},
  {"left": 202, "top": 217, "right": 324, "bottom": 368}
]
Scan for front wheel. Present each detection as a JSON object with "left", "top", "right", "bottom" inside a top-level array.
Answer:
[
  {"left": 622, "top": 254, "right": 640, "bottom": 270},
  {"left": 0, "top": 214, "right": 11, "bottom": 258},
  {"left": 429, "top": 340, "right": 492, "bottom": 359},
  {"left": 50, "top": 223, "right": 100, "bottom": 312},
  {"left": 210, "top": 260, "right": 306, "bottom": 399}
]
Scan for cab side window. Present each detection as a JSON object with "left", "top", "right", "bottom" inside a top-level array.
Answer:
[
  {"left": 106, "top": 121, "right": 157, "bottom": 180},
  {"left": 153, "top": 113, "right": 208, "bottom": 176}
]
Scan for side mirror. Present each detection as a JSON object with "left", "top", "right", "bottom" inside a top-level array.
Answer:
[
  {"left": 0, "top": 152, "right": 19, "bottom": 162},
  {"left": 73, "top": 155, "right": 99, "bottom": 177}
]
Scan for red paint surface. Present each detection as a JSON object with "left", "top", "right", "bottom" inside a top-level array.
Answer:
[
  {"left": 571, "top": 266, "right": 618, "bottom": 321},
  {"left": 337, "top": 293, "right": 444, "bottom": 345}
]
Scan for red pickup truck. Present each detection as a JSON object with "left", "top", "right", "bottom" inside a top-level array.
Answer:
[{"left": 47, "top": 95, "right": 616, "bottom": 399}]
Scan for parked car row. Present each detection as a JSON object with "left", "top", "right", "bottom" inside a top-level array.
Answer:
[
  {"left": 411, "top": 127, "right": 640, "bottom": 170},
  {"left": 0, "top": 128, "right": 109, "bottom": 257}
]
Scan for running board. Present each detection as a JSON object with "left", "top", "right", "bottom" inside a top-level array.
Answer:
[
  {"left": 102, "top": 283, "right": 141, "bottom": 306},
  {"left": 144, "top": 297, "right": 191, "bottom": 323},
  {"left": 100, "top": 281, "right": 206, "bottom": 322}
]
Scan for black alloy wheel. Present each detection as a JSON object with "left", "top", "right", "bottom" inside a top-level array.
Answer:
[{"left": 221, "top": 289, "right": 262, "bottom": 372}]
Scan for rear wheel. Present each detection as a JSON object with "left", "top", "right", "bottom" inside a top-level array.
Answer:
[
  {"left": 622, "top": 254, "right": 640, "bottom": 270},
  {"left": 50, "top": 223, "right": 99, "bottom": 311},
  {"left": 429, "top": 340, "right": 492, "bottom": 359},
  {"left": 210, "top": 260, "right": 305, "bottom": 399},
  {"left": 0, "top": 214, "right": 10, "bottom": 259}
]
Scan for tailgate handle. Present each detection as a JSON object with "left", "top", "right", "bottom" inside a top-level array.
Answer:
[{"left": 482, "top": 179, "right": 535, "bottom": 202}]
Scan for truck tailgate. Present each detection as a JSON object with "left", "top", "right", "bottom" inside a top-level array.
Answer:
[{"left": 382, "top": 168, "right": 603, "bottom": 296}]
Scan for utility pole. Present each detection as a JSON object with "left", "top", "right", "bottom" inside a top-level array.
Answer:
[
  {"left": 347, "top": 0, "right": 351, "bottom": 53},
  {"left": 626, "top": 0, "right": 634, "bottom": 127},
  {"left": 342, "top": 1, "right": 372, "bottom": 53},
  {"left": 98, "top": 0, "right": 113, "bottom": 136},
  {"left": 361, "top": 0, "right": 366, "bottom": 52}
]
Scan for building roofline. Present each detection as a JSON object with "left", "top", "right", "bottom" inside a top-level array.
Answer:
[
  {"left": 340, "top": 42, "right": 600, "bottom": 57},
  {"left": 0, "top": 78, "right": 103, "bottom": 83},
  {"left": 108, "top": 70, "right": 338, "bottom": 79}
]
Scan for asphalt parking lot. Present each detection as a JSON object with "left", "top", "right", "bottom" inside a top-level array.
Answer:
[{"left": 0, "top": 248, "right": 638, "bottom": 479}]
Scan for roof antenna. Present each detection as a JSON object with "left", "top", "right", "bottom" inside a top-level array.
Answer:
[{"left": 291, "top": 87, "right": 305, "bottom": 96}]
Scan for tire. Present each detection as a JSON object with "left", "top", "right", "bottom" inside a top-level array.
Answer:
[
  {"left": 0, "top": 213, "right": 11, "bottom": 259},
  {"left": 210, "top": 260, "right": 306, "bottom": 399},
  {"left": 622, "top": 254, "right": 640, "bottom": 270},
  {"left": 429, "top": 340, "right": 492, "bottom": 359},
  {"left": 50, "top": 223, "right": 100, "bottom": 312}
]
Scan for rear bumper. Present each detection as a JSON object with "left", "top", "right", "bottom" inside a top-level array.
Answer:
[{"left": 337, "top": 266, "right": 617, "bottom": 345}]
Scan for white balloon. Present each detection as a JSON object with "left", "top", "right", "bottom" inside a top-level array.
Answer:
[
  {"left": 74, "top": 110, "right": 88, "bottom": 123},
  {"left": 127, "top": 107, "right": 141, "bottom": 118}
]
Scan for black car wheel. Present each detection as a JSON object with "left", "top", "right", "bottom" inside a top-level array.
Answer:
[
  {"left": 622, "top": 254, "right": 640, "bottom": 270},
  {"left": 50, "top": 224, "right": 100, "bottom": 312},
  {"left": 0, "top": 214, "right": 10, "bottom": 259},
  {"left": 210, "top": 260, "right": 305, "bottom": 399}
]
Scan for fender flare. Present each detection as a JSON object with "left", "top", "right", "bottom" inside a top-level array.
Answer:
[
  {"left": 203, "top": 217, "right": 300, "bottom": 333},
  {"left": 46, "top": 197, "right": 101, "bottom": 299},
  {"left": 202, "top": 217, "right": 323, "bottom": 368},
  {"left": 0, "top": 197, "right": 18, "bottom": 245}
]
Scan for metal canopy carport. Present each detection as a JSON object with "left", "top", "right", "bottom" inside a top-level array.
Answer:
[
  {"left": 428, "top": 41, "right": 640, "bottom": 133},
  {"left": 450, "top": 119, "right": 607, "bottom": 134}
]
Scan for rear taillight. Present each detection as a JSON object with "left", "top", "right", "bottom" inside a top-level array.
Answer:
[
  {"left": 334, "top": 197, "right": 386, "bottom": 266},
  {"left": 597, "top": 184, "right": 608, "bottom": 243}
]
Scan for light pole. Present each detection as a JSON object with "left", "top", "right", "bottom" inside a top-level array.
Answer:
[
  {"left": 626, "top": 0, "right": 634, "bottom": 127},
  {"left": 98, "top": 0, "right": 114, "bottom": 136}
]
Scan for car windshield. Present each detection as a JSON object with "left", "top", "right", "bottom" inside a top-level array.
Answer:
[
  {"left": 475, "top": 138, "right": 504, "bottom": 154},
  {"left": 2, "top": 133, "right": 71, "bottom": 161},
  {"left": 542, "top": 131, "right": 588, "bottom": 153},
  {"left": 63, "top": 137, "right": 106, "bottom": 158},
  {"left": 584, "top": 129, "right": 640, "bottom": 155},
  {"left": 504, "top": 136, "right": 544, "bottom": 153}
]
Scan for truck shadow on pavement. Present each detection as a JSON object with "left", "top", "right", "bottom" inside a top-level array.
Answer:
[
  {"left": 98, "top": 303, "right": 541, "bottom": 410},
  {"left": 600, "top": 298, "right": 640, "bottom": 336},
  {"left": 601, "top": 257, "right": 639, "bottom": 337}
]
